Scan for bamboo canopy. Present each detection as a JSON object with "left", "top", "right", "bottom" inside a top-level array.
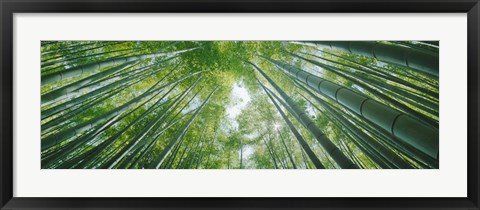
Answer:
[{"left": 40, "top": 41, "right": 439, "bottom": 169}]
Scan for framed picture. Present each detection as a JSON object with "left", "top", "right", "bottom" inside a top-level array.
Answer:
[{"left": 1, "top": 0, "right": 479, "bottom": 209}]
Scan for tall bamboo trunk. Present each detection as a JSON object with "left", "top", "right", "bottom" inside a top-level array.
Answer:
[
  {"left": 319, "top": 49, "right": 439, "bottom": 90},
  {"left": 41, "top": 47, "right": 198, "bottom": 85},
  {"left": 300, "top": 41, "right": 439, "bottom": 78},
  {"left": 41, "top": 71, "right": 203, "bottom": 150},
  {"left": 151, "top": 86, "right": 219, "bottom": 169},
  {"left": 106, "top": 77, "right": 203, "bottom": 169},
  {"left": 291, "top": 53, "right": 438, "bottom": 127},
  {"left": 134, "top": 88, "right": 204, "bottom": 169},
  {"left": 262, "top": 136, "right": 279, "bottom": 169},
  {"left": 41, "top": 61, "right": 170, "bottom": 120},
  {"left": 278, "top": 130, "right": 297, "bottom": 169},
  {"left": 41, "top": 61, "right": 138, "bottom": 105},
  {"left": 305, "top": 51, "right": 439, "bottom": 99},
  {"left": 250, "top": 62, "right": 358, "bottom": 169},
  {"left": 43, "top": 90, "right": 174, "bottom": 169},
  {"left": 129, "top": 110, "right": 193, "bottom": 169},
  {"left": 298, "top": 84, "right": 414, "bottom": 169},
  {"left": 264, "top": 57, "right": 439, "bottom": 159}
]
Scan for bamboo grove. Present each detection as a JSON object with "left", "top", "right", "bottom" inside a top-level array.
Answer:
[{"left": 40, "top": 41, "right": 439, "bottom": 169}]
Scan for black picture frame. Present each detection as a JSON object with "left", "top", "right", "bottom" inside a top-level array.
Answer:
[{"left": 1, "top": 0, "right": 479, "bottom": 209}]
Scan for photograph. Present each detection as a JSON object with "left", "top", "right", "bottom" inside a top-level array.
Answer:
[{"left": 40, "top": 40, "right": 439, "bottom": 169}]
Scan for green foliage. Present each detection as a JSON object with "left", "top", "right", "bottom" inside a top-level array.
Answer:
[{"left": 40, "top": 41, "right": 439, "bottom": 169}]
